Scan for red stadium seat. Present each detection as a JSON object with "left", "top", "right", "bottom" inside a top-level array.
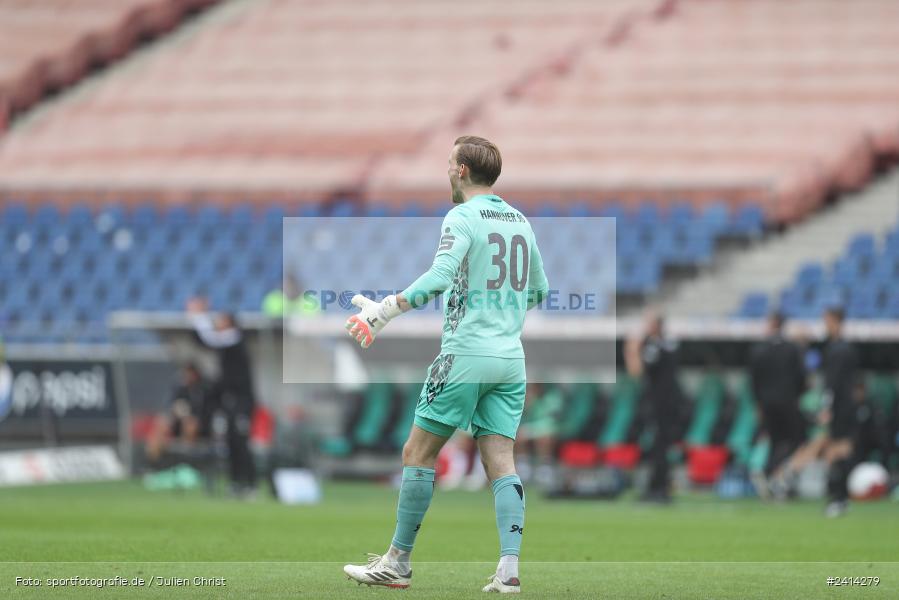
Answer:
[
  {"left": 558, "top": 441, "right": 604, "bottom": 468},
  {"left": 686, "top": 446, "right": 730, "bottom": 485}
]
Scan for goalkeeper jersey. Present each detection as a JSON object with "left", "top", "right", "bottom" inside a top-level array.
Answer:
[{"left": 402, "top": 194, "right": 548, "bottom": 359}]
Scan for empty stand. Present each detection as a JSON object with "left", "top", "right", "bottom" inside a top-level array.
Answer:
[
  {"left": 748, "top": 219, "right": 899, "bottom": 320},
  {"left": 369, "top": 0, "right": 899, "bottom": 222},
  {"left": 0, "top": 0, "right": 659, "bottom": 202},
  {"left": 0, "top": 0, "right": 219, "bottom": 127}
]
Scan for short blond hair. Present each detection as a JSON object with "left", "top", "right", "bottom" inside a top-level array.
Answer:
[{"left": 454, "top": 135, "right": 502, "bottom": 186}]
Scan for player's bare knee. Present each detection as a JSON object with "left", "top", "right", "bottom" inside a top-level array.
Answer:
[
  {"left": 402, "top": 440, "right": 436, "bottom": 467},
  {"left": 480, "top": 455, "right": 491, "bottom": 478},
  {"left": 401, "top": 441, "right": 418, "bottom": 466},
  {"left": 481, "top": 455, "right": 515, "bottom": 482}
]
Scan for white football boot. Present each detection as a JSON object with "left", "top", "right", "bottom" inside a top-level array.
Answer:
[
  {"left": 343, "top": 553, "right": 411, "bottom": 589},
  {"left": 482, "top": 573, "right": 521, "bottom": 593}
]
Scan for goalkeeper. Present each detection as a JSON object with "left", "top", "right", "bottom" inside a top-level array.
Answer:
[{"left": 343, "top": 136, "right": 548, "bottom": 594}]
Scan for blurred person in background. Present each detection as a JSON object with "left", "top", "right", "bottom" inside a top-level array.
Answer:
[
  {"left": 748, "top": 311, "right": 808, "bottom": 498},
  {"left": 146, "top": 362, "right": 214, "bottom": 464},
  {"left": 515, "top": 382, "right": 563, "bottom": 488},
  {"left": 819, "top": 306, "right": 859, "bottom": 517},
  {"left": 820, "top": 378, "right": 894, "bottom": 516},
  {"left": 0, "top": 338, "right": 11, "bottom": 420},
  {"left": 262, "top": 273, "right": 320, "bottom": 318},
  {"left": 625, "top": 311, "right": 685, "bottom": 504},
  {"left": 187, "top": 298, "right": 258, "bottom": 498},
  {"left": 764, "top": 384, "right": 829, "bottom": 499}
]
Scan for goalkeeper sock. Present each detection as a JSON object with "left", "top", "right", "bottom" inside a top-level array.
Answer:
[
  {"left": 385, "top": 545, "right": 411, "bottom": 575},
  {"left": 497, "top": 554, "right": 519, "bottom": 581},
  {"left": 492, "top": 474, "right": 525, "bottom": 558},
  {"left": 390, "top": 466, "right": 435, "bottom": 555}
]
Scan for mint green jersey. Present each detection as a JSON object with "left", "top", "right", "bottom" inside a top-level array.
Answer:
[{"left": 402, "top": 194, "right": 548, "bottom": 359}]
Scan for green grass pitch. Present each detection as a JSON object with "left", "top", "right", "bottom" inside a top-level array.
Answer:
[{"left": 1, "top": 480, "right": 897, "bottom": 599}]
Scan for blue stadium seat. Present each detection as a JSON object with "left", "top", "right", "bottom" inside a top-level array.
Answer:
[
  {"left": 264, "top": 205, "right": 286, "bottom": 225},
  {"left": 79, "top": 323, "right": 111, "bottom": 345},
  {"left": 874, "top": 255, "right": 899, "bottom": 282},
  {"left": 196, "top": 205, "right": 225, "bottom": 228},
  {"left": 330, "top": 202, "right": 356, "bottom": 217},
  {"left": 699, "top": 203, "right": 730, "bottom": 238},
  {"left": 846, "top": 233, "right": 876, "bottom": 257},
  {"left": 230, "top": 203, "right": 255, "bottom": 225},
  {"left": 95, "top": 204, "right": 127, "bottom": 232},
  {"left": 795, "top": 262, "right": 825, "bottom": 287},
  {"left": 566, "top": 202, "right": 593, "bottom": 218},
  {"left": 131, "top": 203, "right": 158, "bottom": 229},
  {"left": 735, "top": 292, "right": 769, "bottom": 318},
  {"left": 67, "top": 204, "right": 93, "bottom": 228},
  {"left": 365, "top": 203, "right": 390, "bottom": 217},
  {"left": 668, "top": 202, "right": 694, "bottom": 225},
  {"left": 617, "top": 255, "right": 661, "bottom": 294},
  {"left": 298, "top": 204, "right": 322, "bottom": 218},
  {"left": 534, "top": 205, "right": 561, "bottom": 218},
  {"left": 428, "top": 205, "right": 448, "bottom": 217},
  {"left": 1, "top": 203, "right": 29, "bottom": 227},
  {"left": 730, "top": 205, "right": 764, "bottom": 238},
  {"left": 164, "top": 205, "right": 192, "bottom": 227},
  {"left": 398, "top": 203, "right": 424, "bottom": 217},
  {"left": 884, "top": 287, "right": 899, "bottom": 319},
  {"left": 634, "top": 203, "right": 660, "bottom": 226},
  {"left": 884, "top": 230, "right": 899, "bottom": 257},
  {"left": 849, "top": 251, "right": 879, "bottom": 281},
  {"left": 598, "top": 202, "right": 627, "bottom": 222},
  {"left": 830, "top": 258, "right": 856, "bottom": 288},
  {"left": 847, "top": 285, "right": 879, "bottom": 319},
  {"left": 662, "top": 227, "right": 713, "bottom": 266},
  {"left": 33, "top": 205, "right": 61, "bottom": 227}
]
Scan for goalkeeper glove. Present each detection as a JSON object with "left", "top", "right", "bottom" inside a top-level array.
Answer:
[{"left": 345, "top": 294, "right": 402, "bottom": 349}]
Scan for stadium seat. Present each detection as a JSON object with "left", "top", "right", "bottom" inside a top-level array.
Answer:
[
  {"left": 351, "top": 383, "right": 395, "bottom": 451},
  {"left": 764, "top": 222, "right": 899, "bottom": 320},
  {"left": 699, "top": 203, "right": 731, "bottom": 237},
  {"left": 685, "top": 374, "right": 727, "bottom": 447},
  {"left": 389, "top": 384, "right": 421, "bottom": 450},
  {"left": 726, "top": 378, "right": 759, "bottom": 467},
  {"left": 729, "top": 205, "right": 765, "bottom": 238},
  {"left": 557, "top": 383, "right": 600, "bottom": 442},
  {"left": 598, "top": 376, "right": 639, "bottom": 448},
  {"left": 617, "top": 255, "right": 661, "bottom": 295},
  {"left": 847, "top": 233, "right": 877, "bottom": 257},
  {"left": 735, "top": 292, "right": 769, "bottom": 319},
  {"left": 365, "top": 203, "right": 391, "bottom": 217}
]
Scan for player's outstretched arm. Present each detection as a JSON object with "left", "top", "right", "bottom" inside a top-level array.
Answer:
[
  {"left": 343, "top": 254, "right": 456, "bottom": 349},
  {"left": 345, "top": 209, "right": 471, "bottom": 349}
]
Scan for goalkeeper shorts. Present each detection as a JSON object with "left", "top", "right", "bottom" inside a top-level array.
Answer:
[{"left": 413, "top": 354, "right": 526, "bottom": 440}]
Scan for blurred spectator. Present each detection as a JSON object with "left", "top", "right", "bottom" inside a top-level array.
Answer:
[
  {"left": 187, "top": 298, "right": 258, "bottom": 498},
  {"left": 825, "top": 378, "right": 896, "bottom": 513},
  {"left": 748, "top": 312, "right": 807, "bottom": 486},
  {"left": 516, "top": 382, "right": 563, "bottom": 487},
  {"left": 0, "top": 338, "right": 11, "bottom": 419},
  {"left": 146, "top": 363, "right": 214, "bottom": 463},
  {"left": 626, "top": 311, "right": 685, "bottom": 504},
  {"left": 820, "top": 306, "right": 860, "bottom": 517},
  {"left": 262, "top": 274, "right": 320, "bottom": 318},
  {"left": 765, "top": 385, "right": 829, "bottom": 499}
]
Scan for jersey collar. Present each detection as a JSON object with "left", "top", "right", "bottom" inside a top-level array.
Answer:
[{"left": 468, "top": 194, "right": 503, "bottom": 204}]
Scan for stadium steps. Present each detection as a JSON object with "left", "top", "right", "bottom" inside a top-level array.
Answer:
[
  {"left": 7, "top": 0, "right": 253, "bottom": 136},
  {"left": 662, "top": 166, "right": 899, "bottom": 317}
]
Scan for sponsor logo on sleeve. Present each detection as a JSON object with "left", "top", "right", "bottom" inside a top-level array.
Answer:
[{"left": 438, "top": 227, "right": 455, "bottom": 251}]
